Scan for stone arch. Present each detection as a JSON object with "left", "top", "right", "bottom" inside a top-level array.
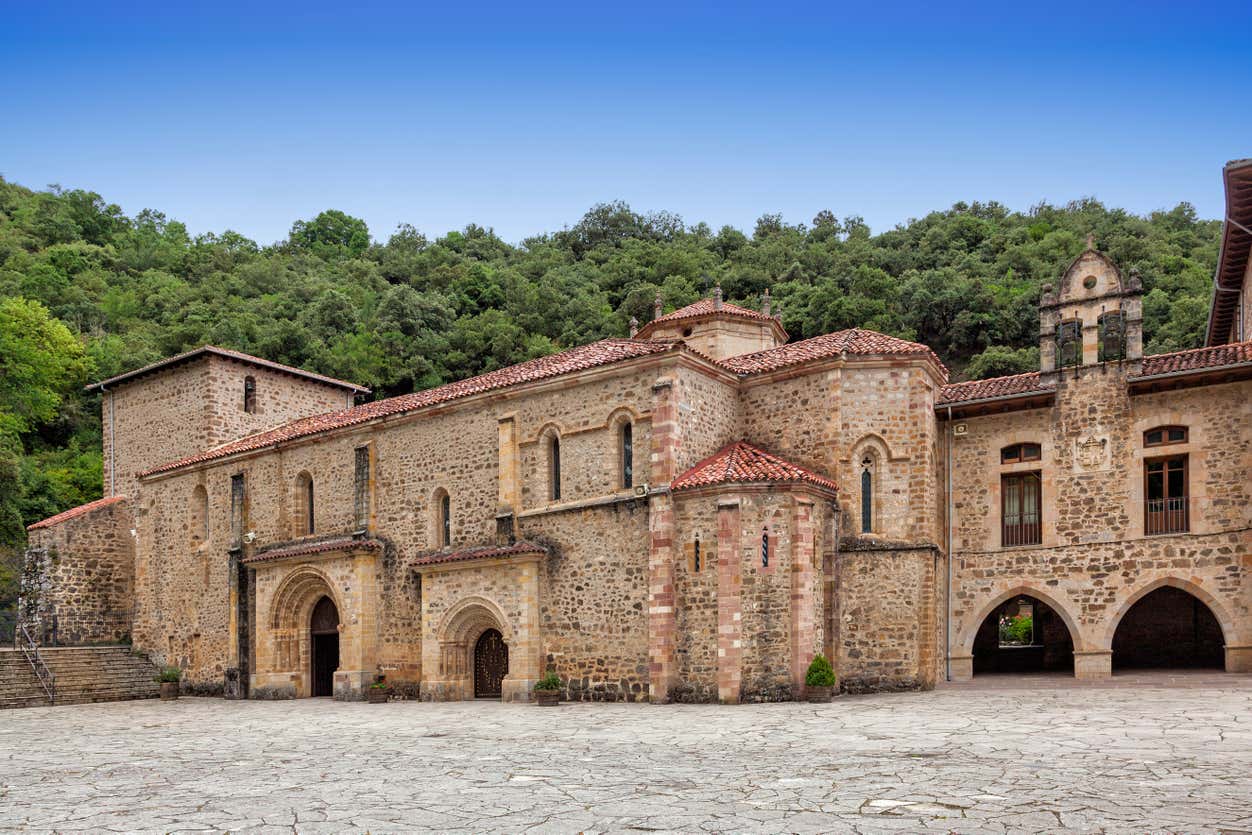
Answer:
[
  {"left": 293, "top": 470, "right": 315, "bottom": 536},
  {"left": 959, "top": 585, "right": 1085, "bottom": 655},
  {"left": 1100, "top": 576, "right": 1237, "bottom": 651},
  {"left": 849, "top": 434, "right": 894, "bottom": 537},
  {"left": 604, "top": 405, "right": 642, "bottom": 430},
  {"left": 434, "top": 596, "right": 513, "bottom": 686},
  {"left": 267, "top": 566, "right": 342, "bottom": 689},
  {"left": 190, "top": 483, "right": 209, "bottom": 548}
]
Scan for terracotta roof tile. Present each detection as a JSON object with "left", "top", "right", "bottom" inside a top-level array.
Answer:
[
  {"left": 141, "top": 339, "right": 679, "bottom": 476},
  {"left": 27, "top": 496, "right": 128, "bottom": 531},
  {"left": 937, "top": 372, "right": 1052, "bottom": 406},
  {"left": 412, "top": 542, "right": 546, "bottom": 567},
  {"left": 242, "top": 537, "right": 383, "bottom": 564},
  {"left": 721, "top": 328, "right": 947, "bottom": 379},
  {"left": 672, "top": 441, "right": 837, "bottom": 493},
  {"left": 87, "top": 345, "right": 370, "bottom": 393},
  {"left": 1135, "top": 340, "right": 1252, "bottom": 377},
  {"left": 651, "top": 298, "right": 778, "bottom": 326}
]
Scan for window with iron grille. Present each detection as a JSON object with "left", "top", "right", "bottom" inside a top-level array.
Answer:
[
  {"left": 1098, "top": 312, "right": 1125, "bottom": 362},
  {"left": 620, "top": 421, "right": 633, "bottom": 489},
  {"left": 1001, "top": 471, "right": 1041, "bottom": 546},
  {"left": 354, "top": 446, "right": 371, "bottom": 531}
]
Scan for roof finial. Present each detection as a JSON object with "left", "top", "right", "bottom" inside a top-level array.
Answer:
[
  {"left": 713, "top": 282, "right": 723, "bottom": 311},
  {"left": 653, "top": 292, "right": 663, "bottom": 321},
  {"left": 1086, "top": 232, "right": 1095, "bottom": 250},
  {"left": 761, "top": 287, "right": 771, "bottom": 317},
  {"left": 629, "top": 316, "right": 639, "bottom": 338}
]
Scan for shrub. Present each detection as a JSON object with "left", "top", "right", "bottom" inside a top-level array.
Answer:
[
  {"left": 155, "top": 665, "right": 181, "bottom": 683},
  {"left": 804, "top": 654, "right": 836, "bottom": 688},
  {"left": 534, "top": 672, "right": 563, "bottom": 691},
  {"left": 1009, "top": 615, "right": 1033, "bottom": 644},
  {"left": 370, "top": 674, "right": 388, "bottom": 690}
]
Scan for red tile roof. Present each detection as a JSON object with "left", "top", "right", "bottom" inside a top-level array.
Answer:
[
  {"left": 937, "top": 371, "right": 1052, "bottom": 406},
  {"left": 722, "top": 328, "right": 947, "bottom": 379},
  {"left": 141, "top": 339, "right": 680, "bottom": 476},
  {"left": 87, "top": 345, "right": 370, "bottom": 394},
  {"left": 937, "top": 340, "right": 1252, "bottom": 405},
  {"left": 672, "top": 441, "right": 837, "bottom": 493},
  {"left": 1135, "top": 340, "right": 1252, "bottom": 377},
  {"left": 27, "top": 495, "right": 128, "bottom": 531},
  {"left": 412, "top": 542, "right": 546, "bottom": 567},
  {"left": 242, "top": 537, "right": 383, "bottom": 564}
]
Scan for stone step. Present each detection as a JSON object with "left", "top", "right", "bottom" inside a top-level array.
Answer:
[{"left": 0, "top": 645, "right": 161, "bottom": 709}]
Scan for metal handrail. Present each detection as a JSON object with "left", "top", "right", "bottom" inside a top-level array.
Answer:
[{"left": 17, "top": 623, "right": 55, "bottom": 705}]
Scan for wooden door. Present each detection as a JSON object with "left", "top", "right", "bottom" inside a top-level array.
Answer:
[{"left": 474, "top": 628, "right": 508, "bottom": 698}]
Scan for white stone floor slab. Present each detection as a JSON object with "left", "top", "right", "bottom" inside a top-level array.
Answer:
[{"left": 1, "top": 674, "right": 1250, "bottom": 833}]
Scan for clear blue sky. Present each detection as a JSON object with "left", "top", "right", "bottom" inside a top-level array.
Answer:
[{"left": 2, "top": 1, "right": 1249, "bottom": 245}]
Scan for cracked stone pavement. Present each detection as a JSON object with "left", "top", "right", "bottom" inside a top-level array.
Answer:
[{"left": 1, "top": 673, "right": 1249, "bottom": 833}]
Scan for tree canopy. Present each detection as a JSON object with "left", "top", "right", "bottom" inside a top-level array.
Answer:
[{"left": 0, "top": 175, "right": 1221, "bottom": 616}]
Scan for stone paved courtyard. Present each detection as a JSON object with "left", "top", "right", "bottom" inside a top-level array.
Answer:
[{"left": 1, "top": 674, "right": 1250, "bottom": 833}]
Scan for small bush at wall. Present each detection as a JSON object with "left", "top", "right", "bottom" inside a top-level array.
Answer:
[
  {"left": 155, "top": 665, "right": 181, "bottom": 683},
  {"left": 805, "top": 654, "right": 836, "bottom": 688},
  {"left": 535, "top": 672, "right": 563, "bottom": 691}
]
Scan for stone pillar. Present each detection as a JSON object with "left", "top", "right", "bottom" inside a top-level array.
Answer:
[
  {"left": 948, "top": 654, "right": 973, "bottom": 681},
  {"left": 1225, "top": 644, "right": 1252, "bottom": 673},
  {"left": 790, "top": 499, "right": 816, "bottom": 697},
  {"left": 496, "top": 415, "right": 520, "bottom": 544},
  {"left": 1073, "top": 649, "right": 1112, "bottom": 680},
  {"left": 647, "top": 376, "right": 680, "bottom": 703},
  {"left": 717, "top": 499, "right": 743, "bottom": 704}
]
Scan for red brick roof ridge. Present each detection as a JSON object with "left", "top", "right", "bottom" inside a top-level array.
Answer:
[
  {"left": 1135, "top": 339, "right": 1252, "bottom": 377},
  {"left": 27, "top": 495, "right": 128, "bottom": 531},
  {"left": 242, "top": 537, "right": 384, "bottom": 564},
  {"left": 671, "top": 440, "right": 837, "bottom": 492},
  {"left": 412, "top": 541, "right": 546, "bottom": 567},
  {"left": 651, "top": 298, "right": 778, "bottom": 325},
  {"left": 140, "top": 338, "right": 682, "bottom": 476}
]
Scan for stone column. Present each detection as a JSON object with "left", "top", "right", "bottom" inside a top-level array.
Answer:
[
  {"left": 717, "top": 499, "right": 743, "bottom": 704},
  {"left": 790, "top": 498, "right": 816, "bottom": 697},
  {"left": 647, "top": 377, "right": 680, "bottom": 703},
  {"left": 496, "top": 415, "right": 520, "bottom": 543}
]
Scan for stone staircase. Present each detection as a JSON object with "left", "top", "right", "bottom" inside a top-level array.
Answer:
[{"left": 0, "top": 646, "right": 161, "bottom": 709}]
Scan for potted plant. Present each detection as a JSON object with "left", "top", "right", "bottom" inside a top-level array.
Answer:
[
  {"left": 533, "top": 672, "right": 563, "bottom": 706},
  {"left": 156, "top": 666, "right": 181, "bottom": 701},
  {"left": 804, "top": 654, "right": 836, "bottom": 703},
  {"left": 367, "top": 674, "right": 390, "bottom": 704}
]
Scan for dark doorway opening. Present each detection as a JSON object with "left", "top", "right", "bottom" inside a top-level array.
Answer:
[
  {"left": 1112, "top": 586, "right": 1224, "bottom": 670},
  {"left": 310, "top": 596, "right": 339, "bottom": 697},
  {"left": 973, "top": 595, "right": 1074, "bottom": 675},
  {"left": 474, "top": 628, "right": 508, "bottom": 698}
]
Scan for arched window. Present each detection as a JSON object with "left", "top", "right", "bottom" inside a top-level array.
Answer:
[
  {"left": 1143, "top": 426, "right": 1187, "bottom": 447},
  {"left": 620, "top": 421, "right": 634, "bottom": 489},
  {"left": 440, "top": 491, "right": 451, "bottom": 547},
  {"left": 1000, "top": 443, "right": 1041, "bottom": 464},
  {"left": 860, "top": 456, "right": 873, "bottom": 534},
  {"left": 190, "top": 484, "right": 209, "bottom": 547},
  {"left": 1098, "top": 311, "right": 1125, "bottom": 362},
  {"left": 549, "top": 435, "right": 562, "bottom": 501},
  {"left": 296, "top": 472, "right": 315, "bottom": 535},
  {"left": 1056, "top": 319, "right": 1082, "bottom": 368},
  {"left": 243, "top": 376, "right": 257, "bottom": 413},
  {"left": 761, "top": 526, "right": 770, "bottom": 568}
]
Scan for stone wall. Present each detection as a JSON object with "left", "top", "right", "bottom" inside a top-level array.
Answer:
[
  {"left": 24, "top": 499, "right": 135, "bottom": 645},
  {"left": 837, "top": 540, "right": 937, "bottom": 693}
]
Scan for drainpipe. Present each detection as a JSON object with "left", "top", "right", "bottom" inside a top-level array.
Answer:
[{"left": 945, "top": 405, "right": 953, "bottom": 681}]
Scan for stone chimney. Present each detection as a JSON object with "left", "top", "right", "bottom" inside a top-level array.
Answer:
[
  {"left": 629, "top": 316, "right": 639, "bottom": 338},
  {"left": 713, "top": 283, "right": 723, "bottom": 311},
  {"left": 653, "top": 293, "right": 663, "bottom": 321},
  {"left": 761, "top": 288, "right": 771, "bottom": 317}
]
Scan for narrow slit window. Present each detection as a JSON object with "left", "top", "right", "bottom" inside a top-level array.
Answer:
[
  {"left": 860, "top": 456, "right": 873, "bottom": 534},
  {"left": 549, "top": 435, "right": 562, "bottom": 501},
  {"left": 761, "top": 528, "right": 770, "bottom": 568},
  {"left": 243, "top": 376, "right": 257, "bottom": 413},
  {"left": 441, "top": 492, "right": 451, "bottom": 547},
  {"left": 620, "top": 421, "right": 634, "bottom": 489}
]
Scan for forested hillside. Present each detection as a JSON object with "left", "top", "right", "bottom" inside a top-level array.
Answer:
[{"left": 0, "top": 175, "right": 1221, "bottom": 608}]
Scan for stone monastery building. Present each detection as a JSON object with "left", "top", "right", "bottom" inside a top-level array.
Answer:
[{"left": 24, "top": 161, "right": 1252, "bottom": 702}]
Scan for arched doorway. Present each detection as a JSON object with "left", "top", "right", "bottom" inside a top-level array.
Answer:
[
  {"left": 474, "top": 628, "right": 508, "bottom": 698},
  {"left": 1112, "top": 586, "right": 1225, "bottom": 670},
  {"left": 310, "top": 596, "right": 340, "bottom": 697},
  {"left": 972, "top": 595, "right": 1075, "bottom": 675}
]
